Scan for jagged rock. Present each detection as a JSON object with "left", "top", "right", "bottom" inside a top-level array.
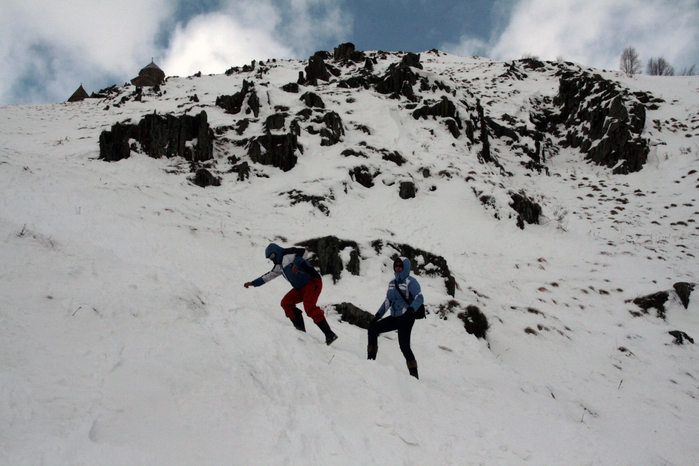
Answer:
[
  {"left": 673, "top": 282, "right": 695, "bottom": 309},
  {"left": 300, "top": 92, "right": 325, "bottom": 109},
  {"left": 458, "top": 305, "right": 489, "bottom": 339},
  {"left": 230, "top": 161, "right": 250, "bottom": 181},
  {"left": 216, "top": 80, "right": 256, "bottom": 115},
  {"left": 375, "top": 64, "right": 419, "bottom": 101},
  {"left": 338, "top": 76, "right": 371, "bottom": 89},
  {"left": 297, "top": 236, "right": 361, "bottom": 283},
  {"left": 400, "top": 52, "right": 423, "bottom": 70},
  {"left": 476, "top": 99, "right": 493, "bottom": 163},
  {"left": 399, "top": 181, "right": 417, "bottom": 199},
  {"left": 248, "top": 133, "right": 298, "bottom": 172},
  {"left": 284, "top": 190, "right": 332, "bottom": 216},
  {"left": 412, "top": 97, "right": 462, "bottom": 138},
  {"left": 320, "top": 111, "right": 344, "bottom": 146},
  {"left": 413, "top": 96, "right": 460, "bottom": 120},
  {"left": 632, "top": 291, "right": 670, "bottom": 319},
  {"left": 246, "top": 91, "right": 260, "bottom": 117},
  {"left": 333, "top": 43, "right": 366, "bottom": 63},
  {"left": 554, "top": 72, "right": 649, "bottom": 174},
  {"left": 444, "top": 119, "right": 461, "bottom": 138},
  {"left": 669, "top": 330, "right": 694, "bottom": 345},
  {"left": 304, "top": 53, "right": 331, "bottom": 83},
  {"left": 381, "top": 150, "right": 407, "bottom": 166},
  {"left": 332, "top": 302, "right": 375, "bottom": 329},
  {"left": 282, "top": 83, "right": 299, "bottom": 93},
  {"left": 349, "top": 165, "right": 377, "bottom": 188},
  {"left": 98, "top": 122, "right": 134, "bottom": 162},
  {"left": 509, "top": 191, "right": 542, "bottom": 229},
  {"left": 264, "top": 113, "right": 287, "bottom": 132},
  {"left": 375, "top": 241, "right": 456, "bottom": 296},
  {"left": 99, "top": 111, "right": 214, "bottom": 163},
  {"left": 191, "top": 168, "right": 221, "bottom": 188}
]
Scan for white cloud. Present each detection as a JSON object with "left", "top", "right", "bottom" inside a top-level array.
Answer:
[
  {"left": 0, "top": 0, "right": 351, "bottom": 105},
  {"left": 162, "top": 0, "right": 351, "bottom": 77},
  {"left": 0, "top": 0, "right": 174, "bottom": 104},
  {"left": 162, "top": 12, "right": 294, "bottom": 77},
  {"left": 444, "top": 0, "right": 699, "bottom": 71}
]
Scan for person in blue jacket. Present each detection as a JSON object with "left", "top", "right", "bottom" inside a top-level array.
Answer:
[
  {"left": 368, "top": 256, "right": 423, "bottom": 378},
  {"left": 244, "top": 243, "right": 338, "bottom": 345}
]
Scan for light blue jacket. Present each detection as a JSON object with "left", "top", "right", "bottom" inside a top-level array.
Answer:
[{"left": 376, "top": 257, "right": 424, "bottom": 318}]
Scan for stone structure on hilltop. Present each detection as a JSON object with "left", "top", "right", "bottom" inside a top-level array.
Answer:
[
  {"left": 131, "top": 60, "right": 166, "bottom": 87},
  {"left": 67, "top": 84, "right": 89, "bottom": 102}
]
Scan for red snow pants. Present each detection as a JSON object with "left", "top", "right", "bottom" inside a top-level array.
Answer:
[{"left": 281, "top": 278, "right": 325, "bottom": 323}]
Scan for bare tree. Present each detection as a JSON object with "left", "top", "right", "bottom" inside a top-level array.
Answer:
[
  {"left": 620, "top": 47, "right": 642, "bottom": 77},
  {"left": 647, "top": 57, "right": 675, "bottom": 76},
  {"left": 680, "top": 65, "right": 696, "bottom": 76}
]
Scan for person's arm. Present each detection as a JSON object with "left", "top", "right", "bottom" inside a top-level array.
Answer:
[
  {"left": 244, "top": 264, "right": 282, "bottom": 287},
  {"left": 406, "top": 278, "right": 424, "bottom": 311}
]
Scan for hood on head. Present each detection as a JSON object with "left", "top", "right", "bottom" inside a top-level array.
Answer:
[
  {"left": 265, "top": 243, "right": 284, "bottom": 264},
  {"left": 394, "top": 256, "right": 411, "bottom": 281}
]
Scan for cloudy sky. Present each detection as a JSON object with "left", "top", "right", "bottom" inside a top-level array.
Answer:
[{"left": 2, "top": 0, "right": 698, "bottom": 106}]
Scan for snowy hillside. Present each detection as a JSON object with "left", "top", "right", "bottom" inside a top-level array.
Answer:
[{"left": 1, "top": 47, "right": 698, "bottom": 465}]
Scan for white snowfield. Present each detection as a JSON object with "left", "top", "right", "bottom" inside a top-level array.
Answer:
[{"left": 1, "top": 51, "right": 698, "bottom": 465}]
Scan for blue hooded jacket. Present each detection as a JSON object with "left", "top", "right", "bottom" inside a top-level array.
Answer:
[
  {"left": 376, "top": 257, "right": 424, "bottom": 318},
  {"left": 251, "top": 243, "right": 320, "bottom": 290}
]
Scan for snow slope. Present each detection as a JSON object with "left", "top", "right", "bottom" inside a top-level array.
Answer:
[{"left": 1, "top": 50, "right": 698, "bottom": 465}]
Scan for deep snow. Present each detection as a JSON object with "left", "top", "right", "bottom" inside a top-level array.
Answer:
[{"left": 1, "top": 51, "right": 699, "bottom": 465}]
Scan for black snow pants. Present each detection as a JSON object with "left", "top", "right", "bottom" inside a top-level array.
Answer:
[{"left": 368, "top": 311, "right": 416, "bottom": 362}]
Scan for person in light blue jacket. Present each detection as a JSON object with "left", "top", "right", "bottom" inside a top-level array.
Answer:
[{"left": 368, "top": 256, "right": 423, "bottom": 378}]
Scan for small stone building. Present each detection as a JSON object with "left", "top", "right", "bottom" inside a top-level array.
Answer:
[
  {"left": 131, "top": 60, "right": 165, "bottom": 87},
  {"left": 67, "top": 84, "right": 89, "bottom": 102}
]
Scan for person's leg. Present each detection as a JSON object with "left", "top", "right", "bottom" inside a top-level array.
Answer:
[
  {"left": 281, "top": 288, "right": 305, "bottom": 322},
  {"left": 397, "top": 313, "right": 417, "bottom": 378},
  {"left": 301, "top": 278, "right": 325, "bottom": 323},
  {"left": 300, "top": 278, "right": 337, "bottom": 345},
  {"left": 397, "top": 313, "right": 416, "bottom": 362},
  {"left": 367, "top": 316, "right": 400, "bottom": 359}
]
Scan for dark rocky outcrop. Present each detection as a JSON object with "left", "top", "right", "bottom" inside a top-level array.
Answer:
[
  {"left": 300, "top": 92, "right": 325, "bottom": 109},
  {"left": 553, "top": 72, "right": 649, "bottom": 174},
  {"left": 375, "top": 241, "right": 456, "bottom": 297},
  {"left": 264, "top": 113, "right": 287, "bottom": 132},
  {"left": 669, "top": 330, "right": 694, "bottom": 345},
  {"left": 216, "top": 80, "right": 259, "bottom": 117},
  {"left": 332, "top": 302, "right": 375, "bottom": 329},
  {"left": 399, "top": 181, "right": 417, "bottom": 199},
  {"left": 349, "top": 165, "right": 377, "bottom": 188},
  {"left": 413, "top": 96, "right": 462, "bottom": 138},
  {"left": 509, "top": 191, "right": 542, "bottom": 229},
  {"left": 632, "top": 291, "right": 670, "bottom": 319},
  {"left": 282, "top": 83, "right": 299, "bottom": 93},
  {"left": 476, "top": 99, "right": 493, "bottom": 163},
  {"left": 191, "top": 168, "right": 221, "bottom": 188},
  {"left": 302, "top": 53, "right": 331, "bottom": 84},
  {"left": 458, "top": 305, "right": 489, "bottom": 339},
  {"left": 673, "top": 282, "right": 695, "bottom": 309},
  {"left": 333, "top": 43, "right": 366, "bottom": 63},
  {"left": 320, "top": 111, "right": 344, "bottom": 146},
  {"left": 247, "top": 133, "right": 299, "bottom": 172},
  {"left": 99, "top": 111, "right": 214, "bottom": 162},
  {"left": 375, "top": 61, "right": 419, "bottom": 101},
  {"left": 297, "top": 236, "right": 361, "bottom": 283}
]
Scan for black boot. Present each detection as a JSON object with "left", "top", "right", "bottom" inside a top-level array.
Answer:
[
  {"left": 290, "top": 307, "right": 306, "bottom": 332},
  {"left": 316, "top": 319, "right": 338, "bottom": 346},
  {"left": 407, "top": 360, "right": 418, "bottom": 379},
  {"left": 367, "top": 345, "right": 378, "bottom": 360}
]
